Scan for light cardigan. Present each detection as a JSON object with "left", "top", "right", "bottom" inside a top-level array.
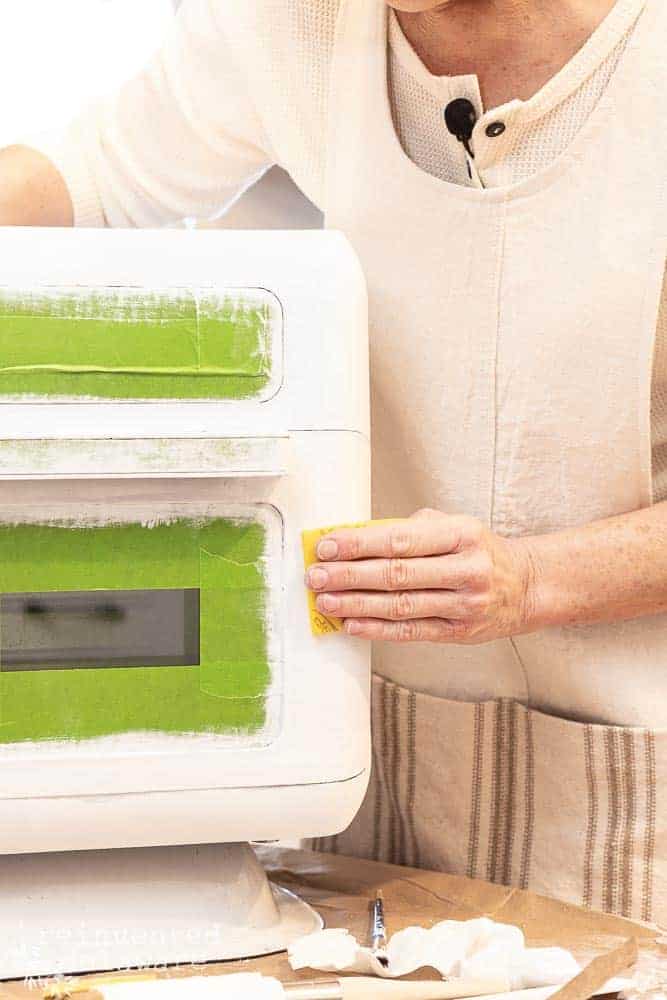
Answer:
[{"left": 31, "top": 0, "right": 667, "bottom": 500}]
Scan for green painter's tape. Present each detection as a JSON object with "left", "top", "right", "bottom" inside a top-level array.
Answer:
[
  {"left": 0, "top": 288, "right": 274, "bottom": 399},
  {"left": 199, "top": 546, "right": 270, "bottom": 700},
  {"left": 0, "top": 516, "right": 272, "bottom": 742},
  {"left": 0, "top": 365, "right": 266, "bottom": 375}
]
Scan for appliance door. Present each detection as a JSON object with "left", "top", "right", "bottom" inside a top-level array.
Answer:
[
  {"left": 0, "top": 499, "right": 283, "bottom": 749},
  {"left": 0, "top": 431, "right": 371, "bottom": 850},
  {"left": 0, "top": 284, "right": 282, "bottom": 402}
]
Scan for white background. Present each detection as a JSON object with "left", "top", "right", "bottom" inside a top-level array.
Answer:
[
  {"left": 0, "top": 0, "right": 321, "bottom": 228},
  {"left": 0, "top": 1, "right": 175, "bottom": 144}
]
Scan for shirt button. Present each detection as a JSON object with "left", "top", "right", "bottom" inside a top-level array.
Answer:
[{"left": 485, "top": 121, "right": 506, "bottom": 138}]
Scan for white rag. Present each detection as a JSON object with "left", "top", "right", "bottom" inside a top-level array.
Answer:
[
  {"left": 287, "top": 917, "right": 581, "bottom": 986},
  {"left": 101, "top": 974, "right": 285, "bottom": 999}
]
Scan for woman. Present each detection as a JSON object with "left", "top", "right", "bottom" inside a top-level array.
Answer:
[{"left": 2, "top": 0, "right": 665, "bottom": 926}]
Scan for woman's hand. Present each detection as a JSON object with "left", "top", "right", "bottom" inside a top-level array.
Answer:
[{"left": 305, "top": 508, "right": 537, "bottom": 643}]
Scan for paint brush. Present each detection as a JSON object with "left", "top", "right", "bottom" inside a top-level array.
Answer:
[
  {"left": 369, "top": 888, "right": 389, "bottom": 968},
  {"left": 42, "top": 974, "right": 157, "bottom": 999},
  {"left": 283, "top": 975, "right": 513, "bottom": 999},
  {"left": 42, "top": 972, "right": 159, "bottom": 1000},
  {"left": 64, "top": 973, "right": 514, "bottom": 1000}
]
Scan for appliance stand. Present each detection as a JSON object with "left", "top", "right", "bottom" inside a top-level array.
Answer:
[{"left": 1, "top": 842, "right": 323, "bottom": 978}]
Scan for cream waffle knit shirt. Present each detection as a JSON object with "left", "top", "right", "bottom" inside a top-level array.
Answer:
[{"left": 30, "top": 0, "right": 667, "bottom": 501}]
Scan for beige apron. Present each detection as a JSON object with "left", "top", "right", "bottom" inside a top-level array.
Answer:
[{"left": 311, "top": 0, "right": 667, "bottom": 927}]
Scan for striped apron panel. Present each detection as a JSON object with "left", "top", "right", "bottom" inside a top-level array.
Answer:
[{"left": 326, "top": 675, "right": 666, "bottom": 928}]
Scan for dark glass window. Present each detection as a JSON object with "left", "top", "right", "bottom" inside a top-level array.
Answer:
[{"left": 0, "top": 589, "right": 200, "bottom": 671}]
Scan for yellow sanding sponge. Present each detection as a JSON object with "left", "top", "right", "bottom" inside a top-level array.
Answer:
[{"left": 302, "top": 519, "right": 400, "bottom": 636}]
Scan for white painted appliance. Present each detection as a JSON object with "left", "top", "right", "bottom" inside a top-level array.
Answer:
[{"left": 0, "top": 228, "right": 370, "bottom": 977}]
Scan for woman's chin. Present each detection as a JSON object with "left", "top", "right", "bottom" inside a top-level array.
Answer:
[{"left": 385, "top": 0, "right": 453, "bottom": 11}]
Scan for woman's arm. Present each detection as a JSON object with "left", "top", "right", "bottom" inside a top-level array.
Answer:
[
  {"left": 0, "top": 146, "right": 73, "bottom": 226},
  {"left": 525, "top": 501, "right": 667, "bottom": 629},
  {"left": 304, "top": 503, "right": 667, "bottom": 642},
  {"left": 1, "top": 0, "right": 273, "bottom": 229}
]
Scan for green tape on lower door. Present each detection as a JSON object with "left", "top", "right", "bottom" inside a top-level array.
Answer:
[
  {"left": 0, "top": 287, "right": 276, "bottom": 399},
  {"left": 0, "top": 516, "right": 273, "bottom": 742}
]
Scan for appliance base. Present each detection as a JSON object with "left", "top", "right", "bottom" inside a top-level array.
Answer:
[{"left": 1, "top": 842, "right": 323, "bottom": 979}]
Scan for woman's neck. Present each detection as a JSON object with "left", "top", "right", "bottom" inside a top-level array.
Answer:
[{"left": 394, "top": 0, "right": 619, "bottom": 107}]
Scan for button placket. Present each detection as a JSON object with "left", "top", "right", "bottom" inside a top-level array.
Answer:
[
  {"left": 465, "top": 153, "right": 485, "bottom": 189},
  {"left": 473, "top": 109, "right": 517, "bottom": 179}
]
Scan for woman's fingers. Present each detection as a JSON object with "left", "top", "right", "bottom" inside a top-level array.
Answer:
[
  {"left": 315, "top": 588, "right": 475, "bottom": 620},
  {"left": 304, "top": 508, "right": 532, "bottom": 645},
  {"left": 314, "top": 511, "right": 477, "bottom": 562},
  {"left": 342, "top": 617, "right": 465, "bottom": 643},
  {"left": 306, "top": 551, "right": 486, "bottom": 593}
]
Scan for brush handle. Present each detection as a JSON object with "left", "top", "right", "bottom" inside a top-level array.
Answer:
[{"left": 339, "top": 975, "right": 513, "bottom": 999}]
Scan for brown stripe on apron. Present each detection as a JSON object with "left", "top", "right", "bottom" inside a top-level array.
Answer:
[
  {"left": 374, "top": 677, "right": 391, "bottom": 862},
  {"left": 390, "top": 681, "right": 408, "bottom": 865},
  {"left": 519, "top": 706, "right": 535, "bottom": 890},
  {"left": 581, "top": 724, "right": 657, "bottom": 921},
  {"left": 620, "top": 729, "right": 636, "bottom": 917},
  {"left": 602, "top": 729, "right": 620, "bottom": 913},
  {"left": 383, "top": 679, "right": 399, "bottom": 863},
  {"left": 502, "top": 700, "right": 518, "bottom": 884},
  {"left": 583, "top": 724, "right": 599, "bottom": 909},
  {"left": 406, "top": 688, "right": 420, "bottom": 868},
  {"left": 614, "top": 729, "right": 627, "bottom": 914},
  {"left": 371, "top": 684, "right": 385, "bottom": 862},
  {"left": 603, "top": 728, "right": 622, "bottom": 913},
  {"left": 468, "top": 699, "right": 534, "bottom": 891},
  {"left": 486, "top": 700, "right": 504, "bottom": 882},
  {"left": 466, "top": 702, "right": 485, "bottom": 880},
  {"left": 367, "top": 676, "right": 420, "bottom": 867},
  {"left": 642, "top": 729, "right": 657, "bottom": 922},
  {"left": 486, "top": 700, "right": 519, "bottom": 885}
]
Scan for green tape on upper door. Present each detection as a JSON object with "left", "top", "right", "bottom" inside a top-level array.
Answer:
[{"left": 0, "top": 286, "right": 279, "bottom": 399}]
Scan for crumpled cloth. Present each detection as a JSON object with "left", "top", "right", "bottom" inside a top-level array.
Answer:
[
  {"left": 288, "top": 917, "right": 581, "bottom": 986},
  {"left": 101, "top": 973, "right": 285, "bottom": 999}
]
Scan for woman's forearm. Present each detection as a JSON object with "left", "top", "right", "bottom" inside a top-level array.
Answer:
[
  {"left": 0, "top": 145, "right": 73, "bottom": 226},
  {"left": 525, "top": 500, "right": 667, "bottom": 630}
]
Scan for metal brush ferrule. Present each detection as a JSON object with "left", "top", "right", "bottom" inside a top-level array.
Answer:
[{"left": 370, "top": 893, "right": 387, "bottom": 954}]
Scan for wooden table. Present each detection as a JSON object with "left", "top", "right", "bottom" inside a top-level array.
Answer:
[{"left": 1, "top": 847, "right": 661, "bottom": 996}]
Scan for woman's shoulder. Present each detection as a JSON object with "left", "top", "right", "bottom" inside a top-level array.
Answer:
[
  {"left": 211, "top": 0, "right": 341, "bottom": 51},
  {"left": 209, "top": 0, "right": 341, "bottom": 108},
  {"left": 210, "top": 0, "right": 342, "bottom": 205}
]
